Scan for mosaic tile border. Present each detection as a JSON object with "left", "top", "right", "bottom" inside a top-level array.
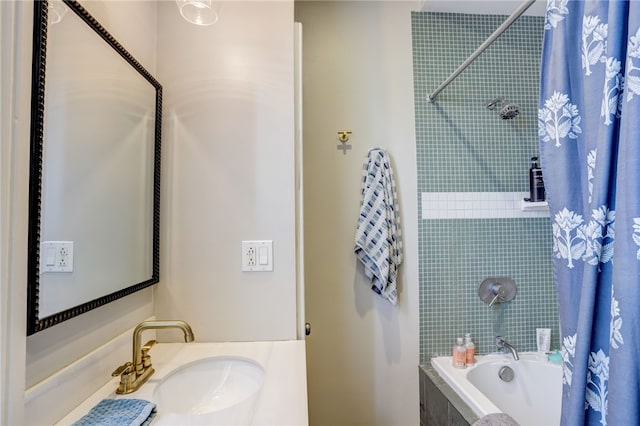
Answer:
[{"left": 421, "top": 192, "right": 549, "bottom": 219}]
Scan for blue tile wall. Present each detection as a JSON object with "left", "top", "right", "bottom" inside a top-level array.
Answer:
[{"left": 412, "top": 12, "right": 560, "bottom": 362}]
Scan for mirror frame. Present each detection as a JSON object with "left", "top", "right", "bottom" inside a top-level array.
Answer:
[{"left": 27, "top": 0, "right": 162, "bottom": 335}]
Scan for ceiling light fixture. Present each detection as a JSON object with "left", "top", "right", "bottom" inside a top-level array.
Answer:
[{"left": 176, "top": 0, "right": 219, "bottom": 26}]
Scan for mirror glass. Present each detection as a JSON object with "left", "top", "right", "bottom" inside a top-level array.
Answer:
[{"left": 27, "top": 0, "right": 162, "bottom": 334}]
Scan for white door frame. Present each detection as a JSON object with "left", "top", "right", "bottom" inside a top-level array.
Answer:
[
  {"left": 1, "top": 1, "right": 32, "bottom": 423},
  {"left": 294, "top": 22, "right": 306, "bottom": 340}
]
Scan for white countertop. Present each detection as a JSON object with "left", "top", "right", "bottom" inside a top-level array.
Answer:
[{"left": 56, "top": 340, "right": 308, "bottom": 426}]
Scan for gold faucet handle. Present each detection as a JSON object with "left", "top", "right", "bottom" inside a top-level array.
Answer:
[
  {"left": 112, "top": 362, "right": 134, "bottom": 377},
  {"left": 141, "top": 340, "right": 157, "bottom": 369},
  {"left": 142, "top": 339, "right": 157, "bottom": 352},
  {"left": 112, "top": 362, "right": 136, "bottom": 394}
]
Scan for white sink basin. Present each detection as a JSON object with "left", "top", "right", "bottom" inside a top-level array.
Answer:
[{"left": 153, "top": 356, "right": 265, "bottom": 425}]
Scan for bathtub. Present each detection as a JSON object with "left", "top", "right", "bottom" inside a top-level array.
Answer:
[{"left": 431, "top": 353, "right": 562, "bottom": 426}]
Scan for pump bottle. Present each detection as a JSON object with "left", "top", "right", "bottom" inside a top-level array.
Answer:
[
  {"left": 452, "top": 337, "right": 466, "bottom": 369},
  {"left": 464, "top": 333, "right": 475, "bottom": 366},
  {"left": 528, "top": 157, "right": 546, "bottom": 202}
]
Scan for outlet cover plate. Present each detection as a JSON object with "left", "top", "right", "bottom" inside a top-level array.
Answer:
[
  {"left": 40, "top": 241, "right": 74, "bottom": 273},
  {"left": 242, "top": 240, "right": 273, "bottom": 272}
]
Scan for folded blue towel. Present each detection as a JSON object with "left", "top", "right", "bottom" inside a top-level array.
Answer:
[
  {"left": 71, "top": 399, "right": 156, "bottom": 426},
  {"left": 354, "top": 148, "right": 403, "bottom": 304}
]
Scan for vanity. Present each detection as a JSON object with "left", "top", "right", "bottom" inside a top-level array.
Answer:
[{"left": 55, "top": 340, "right": 308, "bottom": 425}]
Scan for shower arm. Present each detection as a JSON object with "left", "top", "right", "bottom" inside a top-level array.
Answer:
[{"left": 427, "top": 0, "right": 537, "bottom": 102}]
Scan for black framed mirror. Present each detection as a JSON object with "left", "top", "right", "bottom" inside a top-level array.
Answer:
[{"left": 27, "top": 0, "right": 162, "bottom": 335}]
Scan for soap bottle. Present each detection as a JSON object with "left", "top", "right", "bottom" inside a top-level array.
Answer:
[
  {"left": 528, "top": 157, "right": 546, "bottom": 202},
  {"left": 464, "top": 333, "right": 476, "bottom": 366},
  {"left": 452, "top": 337, "right": 466, "bottom": 369}
]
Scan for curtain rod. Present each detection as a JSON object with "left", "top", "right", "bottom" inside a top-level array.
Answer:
[{"left": 427, "top": 0, "right": 537, "bottom": 102}]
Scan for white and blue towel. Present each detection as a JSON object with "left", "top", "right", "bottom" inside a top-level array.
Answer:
[
  {"left": 71, "top": 398, "right": 156, "bottom": 426},
  {"left": 354, "top": 148, "right": 403, "bottom": 305}
]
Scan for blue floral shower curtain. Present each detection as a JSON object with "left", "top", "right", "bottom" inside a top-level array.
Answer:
[{"left": 539, "top": 1, "right": 640, "bottom": 425}]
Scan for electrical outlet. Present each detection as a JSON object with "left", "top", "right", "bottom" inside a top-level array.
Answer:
[
  {"left": 59, "top": 247, "right": 68, "bottom": 267},
  {"left": 242, "top": 240, "right": 273, "bottom": 272},
  {"left": 247, "top": 247, "right": 256, "bottom": 266}
]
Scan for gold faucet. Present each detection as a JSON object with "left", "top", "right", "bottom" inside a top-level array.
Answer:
[{"left": 112, "top": 320, "right": 195, "bottom": 394}]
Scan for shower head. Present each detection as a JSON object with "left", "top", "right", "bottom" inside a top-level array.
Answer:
[
  {"left": 500, "top": 102, "right": 520, "bottom": 119},
  {"left": 486, "top": 98, "right": 520, "bottom": 119}
]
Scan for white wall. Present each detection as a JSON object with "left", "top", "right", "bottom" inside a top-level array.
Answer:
[
  {"left": 155, "top": 1, "right": 297, "bottom": 342},
  {"left": 295, "top": 2, "right": 420, "bottom": 425}
]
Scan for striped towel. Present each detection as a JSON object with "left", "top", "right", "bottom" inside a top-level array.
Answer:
[
  {"left": 71, "top": 399, "right": 156, "bottom": 426},
  {"left": 354, "top": 148, "right": 403, "bottom": 305}
]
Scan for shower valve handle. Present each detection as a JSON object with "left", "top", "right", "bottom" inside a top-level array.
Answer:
[{"left": 479, "top": 277, "right": 517, "bottom": 306}]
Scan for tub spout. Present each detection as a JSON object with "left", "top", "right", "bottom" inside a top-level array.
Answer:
[{"left": 495, "top": 336, "right": 519, "bottom": 360}]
